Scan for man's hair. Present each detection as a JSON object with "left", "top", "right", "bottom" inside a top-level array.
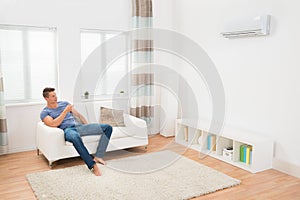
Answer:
[{"left": 43, "top": 87, "right": 55, "bottom": 98}]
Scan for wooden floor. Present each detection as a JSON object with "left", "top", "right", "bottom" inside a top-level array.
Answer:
[{"left": 0, "top": 134, "right": 300, "bottom": 200}]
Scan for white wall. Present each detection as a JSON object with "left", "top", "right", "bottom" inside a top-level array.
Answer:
[
  {"left": 0, "top": 0, "right": 131, "bottom": 153},
  {"left": 1, "top": 0, "right": 299, "bottom": 178},
  {"left": 171, "top": 0, "right": 300, "bottom": 177},
  {"left": 5, "top": 104, "right": 44, "bottom": 153}
]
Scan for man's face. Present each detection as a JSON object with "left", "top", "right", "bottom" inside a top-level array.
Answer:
[{"left": 45, "top": 91, "right": 57, "bottom": 103}]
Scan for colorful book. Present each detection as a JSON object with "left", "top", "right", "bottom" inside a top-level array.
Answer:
[
  {"left": 240, "top": 145, "right": 245, "bottom": 162},
  {"left": 246, "top": 145, "right": 253, "bottom": 165},
  {"left": 240, "top": 145, "right": 252, "bottom": 164},
  {"left": 207, "top": 135, "right": 216, "bottom": 151},
  {"left": 244, "top": 145, "right": 247, "bottom": 162},
  {"left": 184, "top": 127, "right": 188, "bottom": 142},
  {"left": 240, "top": 145, "right": 243, "bottom": 162},
  {"left": 207, "top": 135, "right": 211, "bottom": 150},
  {"left": 211, "top": 135, "right": 216, "bottom": 151},
  {"left": 246, "top": 146, "right": 250, "bottom": 164}
]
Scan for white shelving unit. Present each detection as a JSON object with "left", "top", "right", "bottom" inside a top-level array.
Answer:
[{"left": 175, "top": 118, "right": 274, "bottom": 173}]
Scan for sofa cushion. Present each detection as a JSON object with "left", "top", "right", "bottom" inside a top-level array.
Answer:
[
  {"left": 65, "top": 128, "right": 130, "bottom": 146},
  {"left": 99, "top": 107, "right": 125, "bottom": 127},
  {"left": 85, "top": 101, "right": 113, "bottom": 123}
]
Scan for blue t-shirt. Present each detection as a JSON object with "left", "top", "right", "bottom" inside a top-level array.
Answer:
[{"left": 40, "top": 101, "right": 76, "bottom": 130}]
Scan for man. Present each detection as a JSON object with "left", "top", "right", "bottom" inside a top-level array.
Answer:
[{"left": 40, "top": 87, "right": 112, "bottom": 176}]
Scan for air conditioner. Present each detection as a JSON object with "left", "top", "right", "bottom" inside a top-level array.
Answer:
[{"left": 221, "top": 15, "right": 271, "bottom": 39}]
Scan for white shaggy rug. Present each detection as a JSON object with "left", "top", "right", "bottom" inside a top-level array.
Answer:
[{"left": 27, "top": 151, "right": 240, "bottom": 200}]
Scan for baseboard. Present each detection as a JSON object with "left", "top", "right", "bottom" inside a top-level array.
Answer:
[
  {"left": 8, "top": 146, "right": 37, "bottom": 154},
  {"left": 272, "top": 158, "right": 300, "bottom": 179}
]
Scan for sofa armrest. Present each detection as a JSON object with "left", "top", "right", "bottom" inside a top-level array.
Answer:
[
  {"left": 122, "top": 114, "right": 148, "bottom": 139},
  {"left": 36, "top": 121, "right": 66, "bottom": 150}
]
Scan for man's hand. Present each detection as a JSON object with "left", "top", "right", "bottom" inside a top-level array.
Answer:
[
  {"left": 65, "top": 104, "right": 73, "bottom": 113},
  {"left": 71, "top": 107, "right": 89, "bottom": 124}
]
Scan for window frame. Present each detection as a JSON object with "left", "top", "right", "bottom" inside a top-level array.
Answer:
[
  {"left": 80, "top": 28, "right": 129, "bottom": 97},
  {"left": 0, "top": 24, "right": 59, "bottom": 104}
]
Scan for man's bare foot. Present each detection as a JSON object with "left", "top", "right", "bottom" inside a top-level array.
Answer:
[
  {"left": 92, "top": 164, "right": 101, "bottom": 176},
  {"left": 94, "top": 157, "right": 106, "bottom": 165}
]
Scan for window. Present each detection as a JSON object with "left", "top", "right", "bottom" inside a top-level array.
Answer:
[
  {"left": 0, "top": 25, "right": 58, "bottom": 103},
  {"left": 80, "top": 29, "right": 128, "bottom": 96}
]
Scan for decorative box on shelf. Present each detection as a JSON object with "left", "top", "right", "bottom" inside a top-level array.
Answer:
[{"left": 222, "top": 147, "right": 233, "bottom": 160}]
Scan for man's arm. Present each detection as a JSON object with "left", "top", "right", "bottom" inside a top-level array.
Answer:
[
  {"left": 71, "top": 107, "right": 88, "bottom": 124},
  {"left": 42, "top": 104, "right": 73, "bottom": 127}
]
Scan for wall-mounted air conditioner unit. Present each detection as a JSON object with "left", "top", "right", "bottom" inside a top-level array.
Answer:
[{"left": 221, "top": 15, "right": 271, "bottom": 39}]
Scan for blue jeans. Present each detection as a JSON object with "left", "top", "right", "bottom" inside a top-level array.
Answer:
[{"left": 64, "top": 124, "right": 112, "bottom": 169}]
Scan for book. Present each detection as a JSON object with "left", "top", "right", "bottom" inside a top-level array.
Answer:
[
  {"left": 246, "top": 145, "right": 252, "bottom": 165},
  {"left": 243, "top": 145, "right": 247, "bottom": 162},
  {"left": 250, "top": 150, "right": 252, "bottom": 164},
  {"left": 206, "top": 135, "right": 217, "bottom": 151},
  {"left": 246, "top": 146, "right": 250, "bottom": 164},
  {"left": 240, "top": 145, "right": 245, "bottom": 162},
  {"left": 211, "top": 135, "right": 216, "bottom": 151},
  {"left": 184, "top": 127, "right": 188, "bottom": 142},
  {"left": 240, "top": 145, "right": 243, "bottom": 162},
  {"left": 207, "top": 135, "right": 211, "bottom": 150}
]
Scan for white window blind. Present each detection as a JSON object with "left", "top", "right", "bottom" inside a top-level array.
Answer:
[
  {"left": 80, "top": 30, "right": 128, "bottom": 96},
  {"left": 0, "top": 25, "right": 58, "bottom": 103}
]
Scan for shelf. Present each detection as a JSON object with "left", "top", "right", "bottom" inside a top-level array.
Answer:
[{"left": 175, "top": 118, "right": 274, "bottom": 173}]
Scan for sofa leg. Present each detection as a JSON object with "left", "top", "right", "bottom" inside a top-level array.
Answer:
[
  {"left": 145, "top": 146, "right": 148, "bottom": 151},
  {"left": 37, "top": 149, "right": 40, "bottom": 156}
]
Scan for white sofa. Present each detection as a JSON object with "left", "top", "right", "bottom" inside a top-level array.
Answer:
[{"left": 36, "top": 101, "right": 148, "bottom": 167}]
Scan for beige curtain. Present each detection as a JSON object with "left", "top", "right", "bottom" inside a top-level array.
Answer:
[
  {"left": 131, "top": 0, "right": 155, "bottom": 134},
  {"left": 0, "top": 49, "right": 8, "bottom": 155}
]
